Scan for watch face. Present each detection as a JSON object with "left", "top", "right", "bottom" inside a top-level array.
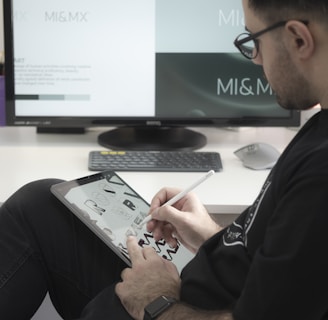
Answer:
[{"left": 144, "top": 296, "right": 176, "bottom": 319}]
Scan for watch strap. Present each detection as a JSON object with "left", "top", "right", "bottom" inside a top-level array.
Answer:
[{"left": 144, "top": 295, "right": 177, "bottom": 320}]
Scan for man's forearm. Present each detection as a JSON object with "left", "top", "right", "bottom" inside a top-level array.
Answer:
[{"left": 158, "top": 302, "right": 233, "bottom": 320}]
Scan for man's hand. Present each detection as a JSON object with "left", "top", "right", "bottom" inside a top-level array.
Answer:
[
  {"left": 115, "top": 236, "right": 181, "bottom": 320},
  {"left": 147, "top": 188, "right": 222, "bottom": 253}
]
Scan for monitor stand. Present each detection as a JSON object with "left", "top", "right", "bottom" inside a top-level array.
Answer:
[{"left": 97, "top": 126, "right": 207, "bottom": 151}]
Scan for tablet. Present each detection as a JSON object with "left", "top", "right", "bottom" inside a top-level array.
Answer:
[{"left": 50, "top": 170, "right": 194, "bottom": 273}]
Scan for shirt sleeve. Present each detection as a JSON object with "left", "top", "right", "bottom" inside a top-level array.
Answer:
[{"left": 233, "top": 162, "right": 328, "bottom": 319}]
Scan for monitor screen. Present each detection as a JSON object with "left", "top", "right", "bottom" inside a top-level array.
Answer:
[{"left": 4, "top": 0, "right": 300, "bottom": 150}]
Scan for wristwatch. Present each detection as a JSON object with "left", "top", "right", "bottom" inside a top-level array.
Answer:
[{"left": 144, "top": 295, "right": 177, "bottom": 320}]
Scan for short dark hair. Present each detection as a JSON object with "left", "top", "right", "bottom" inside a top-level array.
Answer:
[{"left": 248, "top": 0, "right": 328, "bottom": 23}]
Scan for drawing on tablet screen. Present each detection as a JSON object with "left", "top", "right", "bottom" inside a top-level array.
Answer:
[
  {"left": 138, "top": 233, "right": 181, "bottom": 261},
  {"left": 84, "top": 199, "right": 106, "bottom": 215},
  {"left": 53, "top": 171, "right": 195, "bottom": 272},
  {"left": 91, "top": 191, "right": 111, "bottom": 206}
]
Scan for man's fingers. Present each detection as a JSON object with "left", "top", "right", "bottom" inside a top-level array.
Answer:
[
  {"left": 126, "top": 236, "right": 143, "bottom": 263},
  {"left": 152, "top": 205, "right": 185, "bottom": 228},
  {"left": 127, "top": 236, "right": 157, "bottom": 263}
]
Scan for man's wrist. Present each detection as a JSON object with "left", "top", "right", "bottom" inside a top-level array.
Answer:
[{"left": 144, "top": 295, "right": 177, "bottom": 320}]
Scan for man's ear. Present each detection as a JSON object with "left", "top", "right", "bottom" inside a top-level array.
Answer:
[{"left": 285, "top": 20, "right": 315, "bottom": 60}]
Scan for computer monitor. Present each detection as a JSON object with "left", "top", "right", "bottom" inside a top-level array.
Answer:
[{"left": 4, "top": 0, "right": 300, "bottom": 150}]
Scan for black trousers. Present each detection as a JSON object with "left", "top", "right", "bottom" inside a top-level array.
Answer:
[{"left": 0, "top": 179, "right": 132, "bottom": 319}]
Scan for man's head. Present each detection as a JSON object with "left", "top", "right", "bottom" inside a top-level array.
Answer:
[
  {"left": 247, "top": 0, "right": 328, "bottom": 24},
  {"left": 238, "top": 0, "right": 328, "bottom": 110}
]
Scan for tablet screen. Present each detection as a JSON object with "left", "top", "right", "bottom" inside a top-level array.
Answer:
[{"left": 51, "top": 171, "right": 193, "bottom": 272}]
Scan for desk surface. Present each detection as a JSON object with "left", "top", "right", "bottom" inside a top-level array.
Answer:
[{"left": 0, "top": 126, "right": 297, "bottom": 214}]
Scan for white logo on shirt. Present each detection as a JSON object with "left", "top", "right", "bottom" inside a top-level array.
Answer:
[{"left": 223, "top": 178, "right": 272, "bottom": 248}]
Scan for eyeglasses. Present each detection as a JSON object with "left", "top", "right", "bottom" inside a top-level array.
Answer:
[{"left": 234, "top": 20, "right": 308, "bottom": 59}]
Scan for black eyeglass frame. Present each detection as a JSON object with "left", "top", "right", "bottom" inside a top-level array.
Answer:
[{"left": 234, "top": 20, "right": 308, "bottom": 59}]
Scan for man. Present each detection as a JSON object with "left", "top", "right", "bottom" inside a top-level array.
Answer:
[
  {"left": 116, "top": 1, "right": 328, "bottom": 318},
  {"left": 1, "top": 0, "right": 328, "bottom": 319}
]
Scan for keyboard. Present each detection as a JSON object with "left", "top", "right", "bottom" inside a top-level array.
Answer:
[{"left": 88, "top": 150, "right": 223, "bottom": 172}]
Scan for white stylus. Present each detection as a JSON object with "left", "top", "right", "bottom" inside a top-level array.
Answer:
[{"left": 139, "top": 169, "right": 215, "bottom": 226}]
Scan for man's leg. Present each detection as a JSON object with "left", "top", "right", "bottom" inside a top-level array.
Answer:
[{"left": 0, "top": 179, "right": 128, "bottom": 319}]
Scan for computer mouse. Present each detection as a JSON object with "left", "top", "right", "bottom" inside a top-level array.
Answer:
[{"left": 234, "top": 143, "right": 281, "bottom": 170}]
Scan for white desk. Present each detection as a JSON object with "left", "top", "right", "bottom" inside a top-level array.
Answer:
[{"left": 0, "top": 126, "right": 297, "bottom": 214}]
